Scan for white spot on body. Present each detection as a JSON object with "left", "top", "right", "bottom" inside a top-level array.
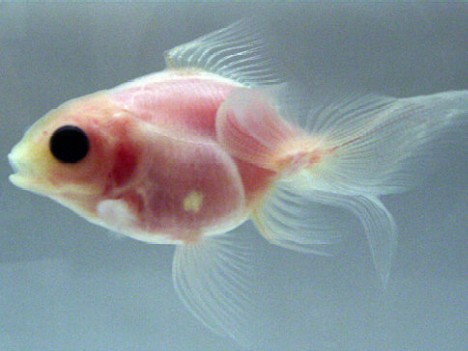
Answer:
[
  {"left": 183, "top": 191, "right": 204, "bottom": 213},
  {"left": 97, "top": 199, "right": 136, "bottom": 231}
]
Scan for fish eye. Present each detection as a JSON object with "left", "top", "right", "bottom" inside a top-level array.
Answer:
[{"left": 49, "top": 125, "right": 89, "bottom": 163}]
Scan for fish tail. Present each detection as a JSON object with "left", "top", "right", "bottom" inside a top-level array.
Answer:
[{"left": 218, "top": 87, "right": 468, "bottom": 285}]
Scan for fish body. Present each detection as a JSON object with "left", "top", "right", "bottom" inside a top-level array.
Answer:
[
  {"left": 7, "top": 21, "right": 467, "bottom": 345},
  {"left": 9, "top": 70, "right": 280, "bottom": 244}
]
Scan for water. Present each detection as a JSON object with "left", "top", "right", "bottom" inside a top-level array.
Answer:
[{"left": 0, "top": 4, "right": 466, "bottom": 351}]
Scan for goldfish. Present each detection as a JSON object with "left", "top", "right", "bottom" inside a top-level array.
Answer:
[{"left": 7, "top": 20, "right": 467, "bottom": 345}]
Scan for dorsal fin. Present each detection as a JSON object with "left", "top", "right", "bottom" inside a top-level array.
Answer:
[{"left": 164, "top": 19, "right": 282, "bottom": 87}]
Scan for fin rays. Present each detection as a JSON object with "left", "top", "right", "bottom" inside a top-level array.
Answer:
[
  {"left": 165, "top": 22, "right": 468, "bottom": 343},
  {"left": 172, "top": 233, "right": 260, "bottom": 346},
  {"left": 253, "top": 177, "right": 397, "bottom": 286},
  {"left": 307, "top": 91, "right": 468, "bottom": 195},
  {"left": 165, "top": 19, "right": 281, "bottom": 87},
  {"left": 243, "top": 89, "right": 466, "bottom": 286}
]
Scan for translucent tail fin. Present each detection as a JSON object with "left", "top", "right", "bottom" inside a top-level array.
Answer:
[
  {"left": 217, "top": 88, "right": 467, "bottom": 285},
  {"left": 302, "top": 91, "right": 468, "bottom": 195}
]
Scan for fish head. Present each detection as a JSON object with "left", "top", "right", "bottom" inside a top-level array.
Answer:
[{"left": 8, "top": 91, "right": 142, "bottom": 217}]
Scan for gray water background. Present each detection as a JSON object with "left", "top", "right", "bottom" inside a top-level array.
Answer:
[{"left": 0, "top": 3, "right": 466, "bottom": 351}]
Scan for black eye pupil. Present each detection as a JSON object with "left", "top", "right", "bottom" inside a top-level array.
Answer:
[{"left": 50, "top": 125, "right": 89, "bottom": 163}]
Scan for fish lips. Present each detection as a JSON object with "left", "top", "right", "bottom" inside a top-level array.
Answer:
[{"left": 7, "top": 148, "right": 49, "bottom": 194}]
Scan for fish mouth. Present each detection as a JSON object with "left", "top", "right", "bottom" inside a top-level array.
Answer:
[
  {"left": 8, "top": 152, "right": 18, "bottom": 173},
  {"left": 7, "top": 151, "right": 45, "bottom": 192},
  {"left": 8, "top": 152, "right": 31, "bottom": 189}
]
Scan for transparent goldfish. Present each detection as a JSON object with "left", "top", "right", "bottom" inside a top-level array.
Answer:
[{"left": 7, "top": 21, "right": 467, "bottom": 345}]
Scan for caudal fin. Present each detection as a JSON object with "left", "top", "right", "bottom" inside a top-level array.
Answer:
[
  {"left": 218, "top": 87, "right": 467, "bottom": 285},
  {"left": 298, "top": 91, "right": 468, "bottom": 195}
]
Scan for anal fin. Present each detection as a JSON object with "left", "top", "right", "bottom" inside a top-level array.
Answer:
[{"left": 253, "top": 177, "right": 397, "bottom": 287}]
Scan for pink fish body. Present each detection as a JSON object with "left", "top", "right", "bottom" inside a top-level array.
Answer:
[
  {"left": 21, "top": 70, "right": 279, "bottom": 245},
  {"left": 8, "top": 21, "right": 467, "bottom": 345}
]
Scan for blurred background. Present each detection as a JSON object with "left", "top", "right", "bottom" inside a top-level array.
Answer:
[{"left": 0, "top": 3, "right": 466, "bottom": 351}]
